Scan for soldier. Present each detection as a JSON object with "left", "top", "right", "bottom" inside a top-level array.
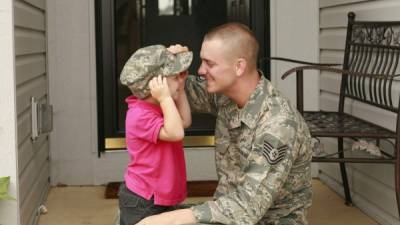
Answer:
[{"left": 136, "top": 22, "right": 313, "bottom": 225}]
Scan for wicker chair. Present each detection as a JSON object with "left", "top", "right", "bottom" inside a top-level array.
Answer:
[{"left": 280, "top": 12, "right": 400, "bottom": 217}]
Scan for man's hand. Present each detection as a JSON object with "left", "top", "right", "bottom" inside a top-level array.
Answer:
[
  {"left": 149, "top": 76, "right": 171, "bottom": 103},
  {"left": 167, "top": 44, "right": 189, "bottom": 54},
  {"left": 135, "top": 209, "right": 197, "bottom": 225}
]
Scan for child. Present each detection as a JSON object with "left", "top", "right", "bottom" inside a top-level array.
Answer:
[{"left": 118, "top": 45, "right": 193, "bottom": 225}]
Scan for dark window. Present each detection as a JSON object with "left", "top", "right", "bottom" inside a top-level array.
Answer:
[{"left": 95, "top": 0, "right": 269, "bottom": 154}]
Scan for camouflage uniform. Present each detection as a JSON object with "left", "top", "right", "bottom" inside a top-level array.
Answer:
[{"left": 185, "top": 74, "right": 313, "bottom": 225}]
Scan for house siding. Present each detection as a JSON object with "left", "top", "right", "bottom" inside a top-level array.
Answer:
[
  {"left": 0, "top": 1, "right": 18, "bottom": 224},
  {"left": 319, "top": 0, "right": 400, "bottom": 224},
  {"left": 14, "top": 0, "right": 50, "bottom": 225}
]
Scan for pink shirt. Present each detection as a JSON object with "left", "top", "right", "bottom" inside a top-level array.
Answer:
[{"left": 124, "top": 96, "right": 187, "bottom": 206}]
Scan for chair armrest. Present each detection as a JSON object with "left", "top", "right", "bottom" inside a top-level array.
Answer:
[
  {"left": 261, "top": 57, "right": 341, "bottom": 67},
  {"left": 279, "top": 65, "right": 344, "bottom": 114},
  {"left": 279, "top": 64, "right": 400, "bottom": 114},
  {"left": 280, "top": 65, "right": 400, "bottom": 80}
]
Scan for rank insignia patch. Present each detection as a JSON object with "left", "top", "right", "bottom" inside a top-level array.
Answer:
[{"left": 263, "top": 141, "right": 288, "bottom": 165}]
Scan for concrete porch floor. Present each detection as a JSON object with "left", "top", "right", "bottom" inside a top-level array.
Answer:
[{"left": 37, "top": 179, "right": 379, "bottom": 225}]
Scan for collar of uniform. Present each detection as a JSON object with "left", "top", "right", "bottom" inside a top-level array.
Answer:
[{"left": 240, "top": 72, "right": 269, "bottom": 129}]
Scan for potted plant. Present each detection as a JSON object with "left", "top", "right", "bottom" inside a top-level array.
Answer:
[
  {"left": 0, "top": 176, "right": 14, "bottom": 200},
  {"left": 0, "top": 176, "right": 15, "bottom": 225}
]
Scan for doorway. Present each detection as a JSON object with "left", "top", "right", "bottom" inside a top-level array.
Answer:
[{"left": 95, "top": 0, "right": 270, "bottom": 153}]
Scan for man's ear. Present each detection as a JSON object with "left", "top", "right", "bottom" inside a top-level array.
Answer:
[{"left": 235, "top": 58, "right": 247, "bottom": 77}]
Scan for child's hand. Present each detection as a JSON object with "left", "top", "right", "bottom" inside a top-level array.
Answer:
[{"left": 149, "top": 76, "right": 171, "bottom": 103}]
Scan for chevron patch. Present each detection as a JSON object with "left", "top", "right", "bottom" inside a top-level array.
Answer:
[{"left": 262, "top": 141, "right": 287, "bottom": 165}]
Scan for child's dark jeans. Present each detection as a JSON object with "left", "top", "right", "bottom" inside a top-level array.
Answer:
[{"left": 118, "top": 182, "right": 173, "bottom": 225}]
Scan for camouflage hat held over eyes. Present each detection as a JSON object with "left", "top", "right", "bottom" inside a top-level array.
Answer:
[{"left": 120, "top": 44, "right": 193, "bottom": 99}]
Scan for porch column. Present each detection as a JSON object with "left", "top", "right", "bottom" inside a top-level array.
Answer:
[{"left": 0, "top": 0, "right": 19, "bottom": 225}]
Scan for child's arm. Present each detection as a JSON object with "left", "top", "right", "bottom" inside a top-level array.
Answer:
[
  {"left": 175, "top": 73, "right": 192, "bottom": 128},
  {"left": 149, "top": 76, "right": 184, "bottom": 141},
  {"left": 167, "top": 46, "right": 192, "bottom": 128}
]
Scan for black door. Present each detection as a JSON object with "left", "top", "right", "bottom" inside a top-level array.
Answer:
[{"left": 96, "top": 0, "right": 269, "bottom": 153}]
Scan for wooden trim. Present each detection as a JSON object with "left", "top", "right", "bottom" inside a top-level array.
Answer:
[{"left": 105, "top": 136, "right": 215, "bottom": 150}]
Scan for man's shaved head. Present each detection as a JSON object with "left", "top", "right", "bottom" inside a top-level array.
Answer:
[{"left": 204, "top": 23, "right": 259, "bottom": 69}]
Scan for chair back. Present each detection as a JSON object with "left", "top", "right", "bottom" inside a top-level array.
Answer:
[{"left": 341, "top": 12, "right": 400, "bottom": 113}]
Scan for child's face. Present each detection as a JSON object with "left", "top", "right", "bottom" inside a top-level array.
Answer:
[{"left": 166, "top": 71, "right": 188, "bottom": 100}]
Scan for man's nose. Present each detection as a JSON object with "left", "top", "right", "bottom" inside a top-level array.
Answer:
[{"left": 197, "top": 63, "right": 206, "bottom": 76}]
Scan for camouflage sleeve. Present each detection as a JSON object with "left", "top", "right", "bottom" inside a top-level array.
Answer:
[
  {"left": 192, "top": 117, "right": 299, "bottom": 225},
  {"left": 184, "top": 75, "right": 218, "bottom": 115}
]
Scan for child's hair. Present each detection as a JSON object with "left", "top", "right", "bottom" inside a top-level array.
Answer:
[{"left": 120, "top": 45, "right": 193, "bottom": 99}]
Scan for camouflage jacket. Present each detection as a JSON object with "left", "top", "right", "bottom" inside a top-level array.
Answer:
[{"left": 185, "top": 75, "right": 313, "bottom": 225}]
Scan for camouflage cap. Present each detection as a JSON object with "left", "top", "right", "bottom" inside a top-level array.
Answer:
[{"left": 120, "top": 44, "right": 193, "bottom": 99}]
